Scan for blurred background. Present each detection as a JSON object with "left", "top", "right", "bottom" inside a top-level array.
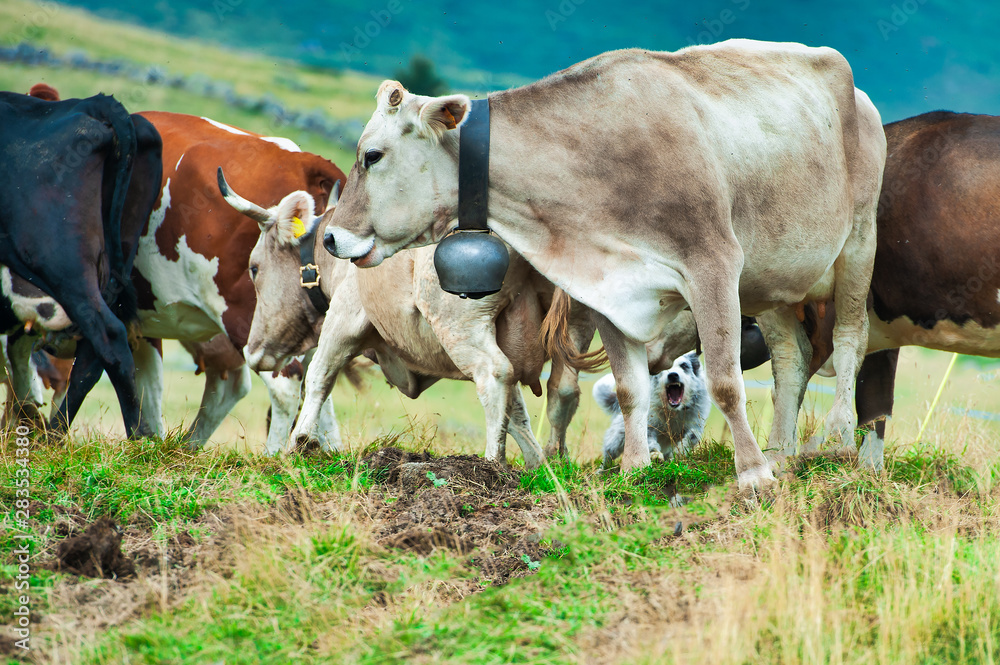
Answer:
[{"left": 1, "top": 0, "right": 997, "bottom": 459}]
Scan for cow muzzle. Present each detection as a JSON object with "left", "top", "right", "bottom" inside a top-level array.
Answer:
[{"left": 322, "top": 227, "right": 383, "bottom": 267}]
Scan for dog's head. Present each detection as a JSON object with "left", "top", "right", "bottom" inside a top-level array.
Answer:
[{"left": 653, "top": 351, "right": 703, "bottom": 410}]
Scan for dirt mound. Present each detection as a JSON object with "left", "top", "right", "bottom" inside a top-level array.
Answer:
[
  {"left": 362, "top": 446, "right": 518, "bottom": 491},
  {"left": 52, "top": 518, "right": 135, "bottom": 579},
  {"left": 360, "top": 448, "right": 558, "bottom": 586}
]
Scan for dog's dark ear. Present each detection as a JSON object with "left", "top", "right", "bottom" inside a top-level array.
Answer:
[{"left": 688, "top": 353, "right": 701, "bottom": 375}]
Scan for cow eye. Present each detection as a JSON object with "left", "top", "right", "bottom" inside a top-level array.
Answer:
[
  {"left": 249, "top": 265, "right": 259, "bottom": 280},
  {"left": 364, "top": 148, "right": 384, "bottom": 169}
]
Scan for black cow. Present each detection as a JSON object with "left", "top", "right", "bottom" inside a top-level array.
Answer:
[{"left": 0, "top": 92, "right": 163, "bottom": 436}]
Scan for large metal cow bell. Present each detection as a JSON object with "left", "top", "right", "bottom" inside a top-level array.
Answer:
[
  {"left": 434, "top": 229, "right": 509, "bottom": 299},
  {"left": 434, "top": 97, "right": 508, "bottom": 299}
]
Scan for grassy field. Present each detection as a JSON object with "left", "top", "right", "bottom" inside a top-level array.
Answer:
[{"left": 1, "top": 344, "right": 998, "bottom": 664}]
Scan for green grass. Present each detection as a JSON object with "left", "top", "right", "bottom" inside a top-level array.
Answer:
[{"left": 5, "top": 420, "right": 1000, "bottom": 663}]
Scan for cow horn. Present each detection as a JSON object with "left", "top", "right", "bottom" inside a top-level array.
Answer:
[
  {"left": 217, "top": 167, "right": 271, "bottom": 224},
  {"left": 324, "top": 179, "right": 341, "bottom": 213}
]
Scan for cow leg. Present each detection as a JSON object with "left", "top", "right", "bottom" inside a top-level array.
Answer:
[
  {"left": 51, "top": 339, "right": 105, "bottom": 433},
  {"left": 133, "top": 338, "right": 166, "bottom": 439},
  {"left": 289, "top": 297, "right": 373, "bottom": 452},
  {"left": 425, "top": 313, "right": 540, "bottom": 468},
  {"left": 3, "top": 333, "right": 45, "bottom": 426},
  {"left": 755, "top": 307, "right": 812, "bottom": 458},
  {"left": 855, "top": 348, "right": 899, "bottom": 471},
  {"left": 185, "top": 364, "right": 253, "bottom": 449},
  {"left": 594, "top": 315, "right": 651, "bottom": 473},
  {"left": 49, "top": 300, "right": 143, "bottom": 437},
  {"left": 259, "top": 369, "right": 302, "bottom": 455},
  {"left": 505, "top": 387, "right": 544, "bottom": 470},
  {"left": 544, "top": 314, "right": 595, "bottom": 458},
  {"left": 822, "top": 242, "right": 877, "bottom": 457},
  {"left": 687, "top": 273, "right": 774, "bottom": 491}
]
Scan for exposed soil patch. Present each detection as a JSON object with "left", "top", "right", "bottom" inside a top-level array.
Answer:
[
  {"left": 361, "top": 447, "right": 557, "bottom": 586},
  {"left": 51, "top": 518, "right": 135, "bottom": 579}
]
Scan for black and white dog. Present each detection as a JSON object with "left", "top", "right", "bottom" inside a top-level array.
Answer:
[{"left": 594, "top": 351, "right": 710, "bottom": 467}]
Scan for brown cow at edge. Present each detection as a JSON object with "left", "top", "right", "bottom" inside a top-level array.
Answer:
[{"left": 791, "top": 111, "right": 1000, "bottom": 467}]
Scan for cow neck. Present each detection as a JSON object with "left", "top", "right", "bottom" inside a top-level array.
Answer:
[
  {"left": 457, "top": 97, "right": 490, "bottom": 231},
  {"left": 297, "top": 224, "right": 329, "bottom": 314}
]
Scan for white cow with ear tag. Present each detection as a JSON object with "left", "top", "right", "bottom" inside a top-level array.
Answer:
[{"left": 221, "top": 170, "right": 598, "bottom": 465}]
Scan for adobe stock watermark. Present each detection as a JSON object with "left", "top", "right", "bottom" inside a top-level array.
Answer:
[
  {"left": 11, "top": 424, "right": 34, "bottom": 653},
  {"left": 339, "top": 0, "right": 407, "bottom": 64},
  {"left": 214, "top": 0, "right": 244, "bottom": 22},
  {"left": 876, "top": 0, "right": 928, "bottom": 40},
  {"left": 686, "top": 0, "right": 752, "bottom": 46},
  {"left": 546, "top": 0, "right": 585, "bottom": 31},
  {"left": 5, "top": 1, "right": 57, "bottom": 46}
]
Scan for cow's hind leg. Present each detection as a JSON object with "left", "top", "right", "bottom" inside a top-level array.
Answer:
[
  {"left": 687, "top": 264, "right": 774, "bottom": 491},
  {"left": 49, "top": 296, "right": 143, "bottom": 437},
  {"left": 594, "top": 316, "right": 651, "bottom": 473},
  {"left": 3, "top": 333, "right": 45, "bottom": 426},
  {"left": 506, "top": 387, "right": 544, "bottom": 470},
  {"left": 855, "top": 348, "right": 899, "bottom": 471},
  {"left": 755, "top": 307, "right": 812, "bottom": 460},
  {"left": 823, "top": 224, "right": 878, "bottom": 457},
  {"left": 133, "top": 338, "right": 166, "bottom": 439},
  {"left": 544, "top": 311, "right": 595, "bottom": 458},
  {"left": 432, "top": 321, "right": 543, "bottom": 469}
]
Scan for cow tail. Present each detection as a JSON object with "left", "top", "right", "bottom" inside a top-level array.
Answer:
[
  {"left": 540, "top": 288, "right": 609, "bottom": 373},
  {"left": 97, "top": 94, "right": 139, "bottom": 325}
]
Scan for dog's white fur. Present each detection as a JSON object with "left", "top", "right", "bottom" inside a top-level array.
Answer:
[{"left": 595, "top": 351, "right": 710, "bottom": 467}]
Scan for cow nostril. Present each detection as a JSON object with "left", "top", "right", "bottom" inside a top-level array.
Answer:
[{"left": 322, "top": 229, "right": 337, "bottom": 256}]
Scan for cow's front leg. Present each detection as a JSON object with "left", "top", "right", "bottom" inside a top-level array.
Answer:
[
  {"left": 288, "top": 298, "right": 371, "bottom": 452},
  {"left": 755, "top": 307, "right": 811, "bottom": 460},
  {"left": 595, "top": 316, "right": 651, "bottom": 473},
  {"left": 259, "top": 367, "right": 302, "bottom": 455}
]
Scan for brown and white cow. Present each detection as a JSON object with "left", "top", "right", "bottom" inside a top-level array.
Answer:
[
  {"left": 219, "top": 173, "right": 608, "bottom": 464},
  {"left": 796, "top": 111, "right": 1000, "bottom": 467},
  {"left": 318, "top": 41, "right": 886, "bottom": 490},
  {"left": 129, "top": 112, "right": 347, "bottom": 449}
]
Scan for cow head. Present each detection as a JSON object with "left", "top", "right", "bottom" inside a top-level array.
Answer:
[
  {"left": 218, "top": 169, "right": 333, "bottom": 371},
  {"left": 322, "top": 81, "right": 471, "bottom": 267}
]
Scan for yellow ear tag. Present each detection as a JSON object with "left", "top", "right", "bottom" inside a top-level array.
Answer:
[{"left": 291, "top": 216, "right": 308, "bottom": 238}]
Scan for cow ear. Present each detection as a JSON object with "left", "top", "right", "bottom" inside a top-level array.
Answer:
[
  {"left": 274, "top": 191, "right": 317, "bottom": 247},
  {"left": 376, "top": 80, "right": 406, "bottom": 111},
  {"left": 418, "top": 95, "right": 471, "bottom": 139}
]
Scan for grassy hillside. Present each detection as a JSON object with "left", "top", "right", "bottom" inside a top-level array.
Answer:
[{"left": 0, "top": 0, "right": 384, "bottom": 165}]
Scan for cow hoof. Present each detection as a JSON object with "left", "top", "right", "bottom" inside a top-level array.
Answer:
[
  {"left": 858, "top": 431, "right": 885, "bottom": 472},
  {"left": 737, "top": 464, "right": 777, "bottom": 502},
  {"left": 620, "top": 451, "right": 652, "bottom": 474}
]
